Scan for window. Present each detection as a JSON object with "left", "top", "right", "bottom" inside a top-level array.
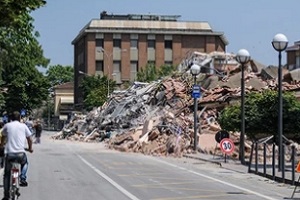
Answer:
[
  {"left": 165, "top": 40, "right": 172, "bottom": 49},
  {"left": 113, "top": 61, "right": 121, "bottom": 83},
  {"left": 78, "top": 52, "right": 84, "bottom": 65},
  {"left": 113, "top": 61, "right": 121, "bottom": 72},
  {"left": 147, "top": 61, "right": 155, "bottom": 65},
  {"left": 96, "top": 61, "right": 103, "bottom": 71},
  {"left": 164, "top": 61, "right": 173, "bottom": 66},
  {"left": 130, "top": 61, "right": 138, "bottom": 81},
  {"left": 113, "top": 39, "right": 121, "bottom": 48},
  {"left": 296, "top": 56, "right": 300, "bottom": 67},
  {"left": 130, "top": 39, "right": 138, "bottom": 49},
  {"left": 96, "top": 39, "right": 103, "bottom": 47},
  {"left": 148, "top": 40, "right": 155, "bottom": 49},
  {"left": 95, "top": 61, "right": 104, "bottom": 76}
]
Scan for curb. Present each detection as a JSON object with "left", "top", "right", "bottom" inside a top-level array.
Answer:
[
  {"left": 183, "top": 154, "right": 250, "bottom": 174},
  {"left": 183, "top": 154, "right": 222, "bottom": 166}
]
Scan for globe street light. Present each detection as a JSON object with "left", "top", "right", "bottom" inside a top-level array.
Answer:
[
  {"left": 272, "top": 33, "right": 288, "bottom": 179},
  {"left": 190, "top": 63, "right": 201, "bottom": 151},
  {"left": 236, "top": 49, "right": 251, "bottom": 164}
]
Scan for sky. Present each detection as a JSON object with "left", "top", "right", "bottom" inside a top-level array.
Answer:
[{"left": 31, "top": 0, "right": 300, "bottom": 68}]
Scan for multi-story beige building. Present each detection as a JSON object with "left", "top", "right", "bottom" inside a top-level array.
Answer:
[{"left": 72, "top": 12, "right": 228, "bottom": 107}]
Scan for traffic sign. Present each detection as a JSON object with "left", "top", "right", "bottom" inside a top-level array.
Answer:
[
  {"left": 2, "top": 115, "right": 8, "bottom": 123},
  {"left": 220, "top": 138, "right": 235, "bottom": 154},
  {"left": 20, "top": 109, "right": 26, "bottom": 116},
  {"left": 215, "top": 130, "right": 229, "bottom": 143},
  {"left": 192, "top": 85, "right": 201, "bottom": 98}
]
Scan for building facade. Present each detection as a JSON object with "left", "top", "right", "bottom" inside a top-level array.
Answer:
[
  {"left": 72, "top": 12, "right": 228, "bottom": 107},
  {"left": 53, "top": 82, "right": 74, "bottom": 120},
  {"left": 286, "top": 40, "right": 300, "bottom": 70}
]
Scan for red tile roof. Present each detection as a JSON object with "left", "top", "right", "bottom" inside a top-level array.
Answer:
[{"left": 54, "top": 82, "right": 74, "bottom": 89}]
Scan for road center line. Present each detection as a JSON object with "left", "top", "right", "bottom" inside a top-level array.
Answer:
[
  {"left": 155, "top": 158, "right": 279, "bottom": 200},
  {"left": 77, "top": 154, "right": 140, "bottom": 200}
]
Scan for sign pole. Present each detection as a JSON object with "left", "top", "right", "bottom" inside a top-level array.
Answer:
[
  {"left": 192, "top": 82, "right": 201, "bottom": 151},
  {"left": 220, "top": 138, "right": 235, "bottom": 163}
]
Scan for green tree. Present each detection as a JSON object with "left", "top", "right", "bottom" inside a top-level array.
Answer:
[
  {"left": 218, "top": 90, "right": 300, "bottom": 140},
  {"left": 0, "top": 0, "right": 49, "bottom": 113},
  {"left": 3, "top": 65, "right": 50, "bottom": 114},
  {"left": 158, "top": 64, "right": 176, "bottom": 77},
  {"left": 80, "top": 75, "right": 115, "bottom": 111},
  {"left": 137, "top": 64, "right": 176, "bottom": 82},
  {"left": 137, "top": 63, "right": 157, "bottom": 82},
  {"left": 41, "top": 98, "right": 54, "bottom": 119},
  {"left": 0, "top": 0, "right": 46, "bottom": 28},
  {"left": 84, "top": 88, "right": 108, "bottom": 110},
  {"left": 46, "top": 65, "right": 74, "bottom": 88}
]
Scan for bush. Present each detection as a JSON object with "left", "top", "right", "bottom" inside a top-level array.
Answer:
[{"left": 218, "top": 90, "right": 300, "bottom": 140}]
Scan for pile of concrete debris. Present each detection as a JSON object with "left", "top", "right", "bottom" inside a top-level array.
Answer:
[
  {"left": 52, "top": 73, "right": 231, "bottom": 154},
  {"left": 52, "top": 50, "right": 300, "bottom": 158},
  {"left": 51, "top": 69, "right": 300, "bottom": 159}
]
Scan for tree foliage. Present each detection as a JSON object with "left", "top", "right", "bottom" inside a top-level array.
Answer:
[
  {"left": 3, "top": 63, "right": 50, "bottom": 114},
  {"left": 46, "top": 65, "right": 74, "bottom": 89},
  {"left": 218, "top": 90, "right": 300, "bottom": 140},
  {"left": 80, "top": 75, "right": 116, "bottom": 111},
  {"left": 0, "top": 1, "right": 49, "bottom": 114},
  {"left": 0, "top": 0, "right": 46, "bottom": 28},
  {"left": 84, "top": 87, "right": 108, "bottom": 110},
  {"left": 137, "top": 64, "right": 176, "bottom": 82}
]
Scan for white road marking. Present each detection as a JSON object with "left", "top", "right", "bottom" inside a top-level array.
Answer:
[
  {"left": 155, "top": 159, "right": 279, "bottom": 200},
  {"left": 77, "top": 154, "right": 140, "bottom": 200}
]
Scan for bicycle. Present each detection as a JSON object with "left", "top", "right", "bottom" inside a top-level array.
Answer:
[
  {"left": 7, "top": 148, "right": 30, "bottom": 200},
  {"left": 10, "top": 161, "right": 21, "bottom": 200}
]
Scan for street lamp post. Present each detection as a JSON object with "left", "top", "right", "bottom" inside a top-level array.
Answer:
[
  {"left": 190, "top": 64, "right": 201, "bottom": 151},
  {"left": 99, "top": 47, "right": 127, "bottom": 97},
  {"left": 272, "top": 33, "right": 288, "bottom": 179},
  {"left": 236, "top": 49, "right": 251, "bottom": 165},
  {"left": 99, "top": 47, "right": 113, "bottom": 97},
  {"left": 48, "top": 98, "right": 51, "bottom": 130}
]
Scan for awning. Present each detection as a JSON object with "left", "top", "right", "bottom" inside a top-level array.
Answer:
[
  {"left": 59, "top": 115, "right": 68, "bottom": 120},
  {"left": 60, "top": 97, "right": 74, "bottom": 104}
]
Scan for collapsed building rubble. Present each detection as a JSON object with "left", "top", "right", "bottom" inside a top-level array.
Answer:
[{"left": 52, "top": 51, "right": 300, "bottom": 159}]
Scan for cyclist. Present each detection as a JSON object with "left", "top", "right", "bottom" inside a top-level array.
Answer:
[{"left": 0, "top": 111, "right": 33, "bottom": 200}]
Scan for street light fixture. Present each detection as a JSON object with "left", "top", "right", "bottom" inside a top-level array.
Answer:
[
  {"left": 236, "top": 49, "right": 251, "bottom": 164},
  {"left": 78, "top": 70, "right": 89, "bottom": 76},
  {"left": 190, "top": 63, "right": 201, "bottom": 151},
  {"left": 272, "top": 33, "right": 288, "bottom": 179}
]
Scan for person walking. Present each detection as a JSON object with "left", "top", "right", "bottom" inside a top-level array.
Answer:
[
  {"left": 0, "top": 111, "right": 33, "bottom": 200},
  {"left": 25, "top": 117, "right": 35, "bottom": 135},
  {"left": 34, "top": 119, "right": 43, "bottom": 144}
]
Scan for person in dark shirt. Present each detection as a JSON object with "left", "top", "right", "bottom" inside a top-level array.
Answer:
[{"left": 34, "top": 119, "right": 43, "bottom": 144}]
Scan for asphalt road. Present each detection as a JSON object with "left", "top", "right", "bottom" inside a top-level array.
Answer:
[{"left": 0, "top": 131, "right": 296, "bottom": 200}]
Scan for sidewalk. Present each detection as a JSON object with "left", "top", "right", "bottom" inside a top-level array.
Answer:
[
  {"left": 184, "top": 152, "right": 249, "bottom": 173},
  {"left": 183, "top": 152, "right": 300, "bottom": 185}
]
